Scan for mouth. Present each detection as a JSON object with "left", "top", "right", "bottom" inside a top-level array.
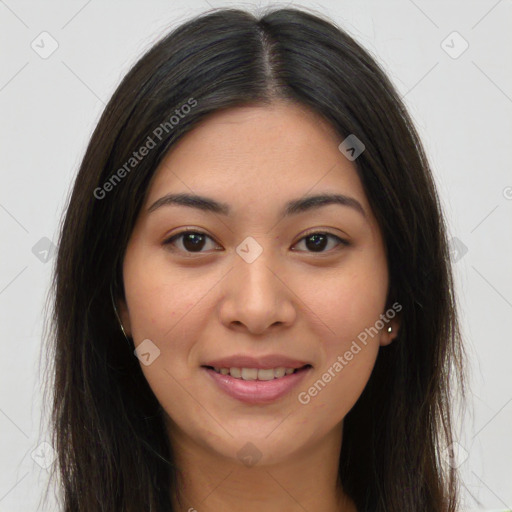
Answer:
[
  {"left": 202, "top": 364, "right": 312, "bottom": 380},
  {"left": 201, "top": 364, "right": 313, "bottom": 404}
]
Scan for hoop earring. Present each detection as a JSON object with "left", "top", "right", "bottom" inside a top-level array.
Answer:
[{"left": 110, "top": 284, "right": 132, "bottom": 345}]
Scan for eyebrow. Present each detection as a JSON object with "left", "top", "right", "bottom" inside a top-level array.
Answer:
[{"left": 147, "top": 192, "right": 366, "bottom": 219}]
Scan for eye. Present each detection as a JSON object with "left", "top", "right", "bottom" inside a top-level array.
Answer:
[
  {"left": 163, "top": 229, "right": 349, "bottom": 255},
  {"left": 163, "top": 230, "right": 220, "bottom": 254},
  {"left": 292, "top": 231, "right": 349, "bottom": 253}
]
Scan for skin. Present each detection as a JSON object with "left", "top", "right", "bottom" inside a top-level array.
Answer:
[{"left": 118, "top": 101, "right": 400, "bottom": 512}]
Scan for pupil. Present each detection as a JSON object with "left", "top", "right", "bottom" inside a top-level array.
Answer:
[
  {"left": 306, "top": 234, "right": 327, "bottom": 252},
  {"left": 183, "top": 233, "right": 205, "bottom": 252}
]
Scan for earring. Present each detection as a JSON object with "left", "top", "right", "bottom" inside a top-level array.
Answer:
[
  {"left": 110, "top": 284, "right": 132, "bottom": 345},
  {"left": 387, "top": 326, "right": 392, "bottom": 333}
]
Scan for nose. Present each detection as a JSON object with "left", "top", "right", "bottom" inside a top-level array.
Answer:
[{"left": 218, "top": 251, "right": 297, "bottom": 335}]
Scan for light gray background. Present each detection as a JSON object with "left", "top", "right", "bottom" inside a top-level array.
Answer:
[{"left": 1, "top": 1, "right": 511, "bottom": 510}]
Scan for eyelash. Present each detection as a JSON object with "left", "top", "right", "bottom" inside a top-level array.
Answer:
[{"left": 162, "top": 229, "right": 349, "bottom": 256}]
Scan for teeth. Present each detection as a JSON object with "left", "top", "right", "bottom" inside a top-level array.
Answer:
[
  {"left": 230, "top": 367, "right": 241, "bottom": 378},
  {"left": 211, "top": 366, "right": 304, "bottom": 380},
  {"left": 241, "top": 368, "right": 258, "bottom": 380},
  {"left": 256, "top": 369, "right": 275, "bottom": 381},
  {"left": 274, "top": 367, "right": 286, "bottom": 378}
]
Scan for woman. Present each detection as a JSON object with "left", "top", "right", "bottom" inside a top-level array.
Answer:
[{"left": 43, "top": 6, "right": 466, "bottom": 511}]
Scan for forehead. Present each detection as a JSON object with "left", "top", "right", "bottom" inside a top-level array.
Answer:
[{"left": 143, "top": 102, "right": 372, "bottom": 219}]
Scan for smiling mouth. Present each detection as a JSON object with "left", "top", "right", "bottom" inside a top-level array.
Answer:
[{"left": 202, "top": 364, "right": 312, "bottom": 381}]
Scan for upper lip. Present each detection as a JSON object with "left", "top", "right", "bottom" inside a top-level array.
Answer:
[{"left": 202, "top": 354, "right": 312, "bottom": 369}]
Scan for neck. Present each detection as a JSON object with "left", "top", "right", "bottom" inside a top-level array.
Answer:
[{"left": 166, "top": 419, "right": 357, "bottom": 512}]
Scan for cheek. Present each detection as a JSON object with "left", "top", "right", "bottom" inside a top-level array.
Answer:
[
  {"left": 295, "top": 250, "right": 387, "bottom": 414},
  {"left": 300, "top": 344, "right": 377, "bottom": 426},
  {"left": 298, "top": 277, "right": 382, "bottom": 422},
  {"left": 122, "top": 256, "right": 214, "bottom": 413},
  {"left": 306, "top": 249, "right": 388, "bottom": 342},
  {"left": 124, "top": 249, "right": 208, "bottom": 340}
]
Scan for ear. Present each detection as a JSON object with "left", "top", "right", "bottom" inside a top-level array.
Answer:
[
  {"left": 379, "top": 307, "right": 402, "bottom": 347},
  {"left": 116, "top": 297, "right": 133, "bottom": 338}
]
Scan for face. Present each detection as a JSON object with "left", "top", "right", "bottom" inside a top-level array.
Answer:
[{"left": 118, "top": 101, "right": 400, "bottom": 467}]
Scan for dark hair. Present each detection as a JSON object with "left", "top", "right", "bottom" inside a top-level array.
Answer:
[{"left": 42, "top": 5, "right": 466, "bottom": 511}]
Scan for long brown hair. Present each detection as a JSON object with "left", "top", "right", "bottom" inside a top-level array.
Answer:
[{"left": 42, "top": 6, "right": 467, "bottom": 511}]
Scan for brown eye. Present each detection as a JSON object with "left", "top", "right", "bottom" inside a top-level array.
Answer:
[
  {"left": 163, "top": 230, "right": 220, "bottom": 254},
  {"left": 163, "top": 229, "right": 349, "bottom": 256},
  {"left": 292, "top": 232, "right": 349, "bottom": 253}
]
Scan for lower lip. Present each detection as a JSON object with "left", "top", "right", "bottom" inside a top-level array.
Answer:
[{"left": 202, "top": 366, "right": 312, "bottom": 405}]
